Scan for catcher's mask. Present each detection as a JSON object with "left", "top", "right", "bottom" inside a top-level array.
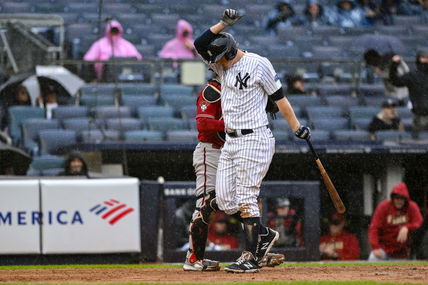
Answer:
[{"left": 207, "top": 32, "right": 238, "bottom": 64}]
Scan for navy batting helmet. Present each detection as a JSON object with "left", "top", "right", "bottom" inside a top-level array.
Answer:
[{"left": 206, "top": 32, "right": 238, "bottom": 64}]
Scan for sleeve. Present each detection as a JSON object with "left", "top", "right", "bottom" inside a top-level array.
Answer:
[
  {"left": 83, "top": 41, "right": 100, "bottom": 61},
  {"left": 259, "top": 57, "right": 282, "bottom": 96},
  {"left": 194, "top": 29, "right": 218, "bottom": 62},
  {"left": 368, "top": 117, "right": 379, "bottom": 133},
  {"left": 368, "top": 202, "right": 386, "bottom": 250},
  {"left": 196, "top": 99, "right": 224, "bottom": 132},
  {"left": 340, "top": 234, "right": 360, "bottom": 260},
  {"left": 405, "top": 202, "right": 423, "bottom": 231},
  {"left": 389, "top": 61, "right": 411, "bottom": 87}
]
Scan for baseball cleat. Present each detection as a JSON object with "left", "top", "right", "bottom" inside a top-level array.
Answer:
[
  {"left": 224, "top": 251, "right": 260, "bottom": 273},
  {"left": 255, "top": 227, "right": 279, "bottom": 262},
  {"left": 258, "top": 252, "right": 285, "bottom": 267},
  {"left": 183, "top": 258, "right": 220, "bottom": 271}
]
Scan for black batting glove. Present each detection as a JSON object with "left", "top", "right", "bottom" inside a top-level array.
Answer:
[
  {"left": 220, "top": 9, "right": 243, "bottom": 27},
  {"left": 294, "top": 125, "right": 311, "bottom": 140}
]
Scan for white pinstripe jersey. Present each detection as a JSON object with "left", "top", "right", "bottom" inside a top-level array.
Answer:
[{"left": 211, "top": 52, "right": 282, "bottom": 130}]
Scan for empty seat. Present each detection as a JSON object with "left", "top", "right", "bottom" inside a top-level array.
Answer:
[
  {"left": 26, "top": 154, "right": 66, "bottom": 176},
  {"left": 411, "top": 25, "right": 428, "bottom": 38},
  {"left": 271, "top": 118, "right": 307, "bottom": 131},
  {"left": 52, "top": 106, "right": 88, "bottom": 120},
  {"left": 311, "top": 46, "right": 343, "bottom": 59},
  {"left": 363, "top": 96, "right": 391, "bottom": 107},
  {"left": 93, "top": 106, "right": 131, "bottom": 119},
  {"left": 324, "top": 95, "right": 360, "bottom": 111},
  {"left": 349, "top": 106, "right": 378, "bottom": 120},
  {"left": 80, "top": 129, "right": 120, "bottom": 143},
  {"left": 39, "top": 130, "right": 77, "bottom": 155},
  {"left": 287, "top": 95, "right": 323, "bottom": 109},
  {"left": 359, "top": 84, "right": 385, "bottom": 97},
  {"left": 375, "top": 130, "right": 411, "bottom": 142},
  {"left": 63, "top": 118, "right": 102, "bottom": 133},
  {"left": 106, "top": 118, "right": 142, "bottom": 132},
  {"left": 352, "top": 118, "right": 372, "bottom": 130},
  {"left": 138, "top": 106, "right": 174, "bottom": 120},
  {"left": 22, "top": 119, "right": 60, "bottom": 155},
  {"left": 306, "top": 106, "right": 343, "bottom": 120},
  {"left": 79, "top": 96, "right": 115, "bottom": 107},
  {"left": 333, "top": 130, "right": 371, "bottom": 141},
  {"left": 80, "top": 84, "right": 116, "bottom": 97},
  {"left": 166, "top": 130, "right": 198, "bottom": 143},
  {"left": 376, "top": 26, "right": 409, "bottom": 36},
  {"left": 121, "top": 95, "right": 157, "bottom": 116},
  {"left": 8, "top": 106, "right": 45, "bottom": 144},
  {"left": 162, "top": 95, "right": 196, "bottom": 111},
  {"left": 120, "top": 84, "right": 156, "bottom": 96},
  {"left": 148, "top": 118, "right": 188, "bottom": 134},
  {"left": 291, "top": 130, "right": 330, "bottom": 141},
  {"left": 277, "top": 26, "right": 307, "bottom": 42},
  {"left": 180, "top": 105, "right": 196, "bottom": 121},
  {"left": 272, "top": 130, "right": 290, "bottom": 141},
  {"left": 66, "top": 23, "right": 95, "bottom": 41},
  {"left": 1, "top": 2, "right": 32, "bottom": 13},
  {"left": 160, "top": 84, "right": 194, "bottom": 96},
  {"left": 312, "top": 118, "right": 349, "bottom": 130},
  {"left": 124, "top": 130, "right": 163, "bottom": 142},
  {"left": 42, "top": 168, "right": 64, "bottom": 176},
  {"left": 317, "top": 84, "right": 353, "bottom": 96}
]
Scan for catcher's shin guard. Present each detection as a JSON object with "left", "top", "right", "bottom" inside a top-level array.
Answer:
[{"left": 189, "top": 191, "right": 218, "bottom": 260}]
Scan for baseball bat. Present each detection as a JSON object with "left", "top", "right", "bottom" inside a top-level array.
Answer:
[{"left": 305, "top": 138, "right": 346, "bottom": 214}]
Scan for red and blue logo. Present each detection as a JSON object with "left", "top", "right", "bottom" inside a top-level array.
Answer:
[{"left": 89, "top": 199, "right": 134, "bottom": 225}]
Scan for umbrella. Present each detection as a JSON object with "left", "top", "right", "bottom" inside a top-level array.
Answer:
[
  {"left": 349, "top": 34, "right": 407, "bottom": 55},
  {"left": 0, "top": 65, "right": 85, "bottom": 106},
  {"left": 0, "top": 142, "right": 31, "bottom": 175}
]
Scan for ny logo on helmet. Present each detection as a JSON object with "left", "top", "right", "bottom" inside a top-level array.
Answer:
[{"left": 235, "top": 72, "right": 250, "bottom": 90}]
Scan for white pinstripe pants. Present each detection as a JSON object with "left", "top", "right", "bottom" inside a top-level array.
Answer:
[{"left": 216, "top": 126, "right": 275, "bottom": 217}]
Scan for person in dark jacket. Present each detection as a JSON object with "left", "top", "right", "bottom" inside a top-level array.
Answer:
[
  {"left": 286, "top": 74, "right": 306, "bottom": 95},
  {"left": 368, "top": 99, "right": 404, "bottom": 140},
  {"left": 389, "top": 50, "right": 428, "bottom": 135},
  {"left": 299, "top": 0, "right": 329, "bottom": 27},
  {"left": 59, "top": 151, "right": 89, "bottom": 177},
  {"left": 264, "top": 0, "right": 297, "bottom": 35}
]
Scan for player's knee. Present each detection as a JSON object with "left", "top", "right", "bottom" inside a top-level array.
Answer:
[{"left": 238, "top": 203, "right": 260, "bottom": 218}]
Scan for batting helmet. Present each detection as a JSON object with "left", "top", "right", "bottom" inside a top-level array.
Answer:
[{"left": 206, "top": 32, "right": 238, "bottom": 64}]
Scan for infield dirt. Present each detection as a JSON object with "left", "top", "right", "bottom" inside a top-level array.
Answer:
[{"left": 0, "top": 264, "right": 427, "bottom": 284}]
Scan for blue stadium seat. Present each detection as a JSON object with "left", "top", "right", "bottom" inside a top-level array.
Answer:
[
  {"left": 79, "top": 96, "right": 115, "bottom": 107},
  {"left": 317, "top": 84, "right": 353, "bottom": 96},
  {"left": 22, "top": 119, "right": 60, "bottom": 155},
  {"left": 306, "top": 106, "right": 343, "bottom": 120},
  {"left": 148, "top": 118, "right": 188, "bottom": 134},
  {"left": 26, "top": 155, "right": 66, "bottom": 176},
  {"left": 80, "top": 129, "right": 120, "bottom": 143},
  {"left": 375, "top": 130, "right": 412, "bottom": 142},
  {"left": 80, "top": 84, "right": 116, "bottom": 97},
  {"left": 332, "top": 130, "right": 371, "bottom": 141},
  {"left": 396, "top": 107, "right": 412, "bottom": 119},
  {"left": 311, "top": 46, "right": 343, "bottom": 59},
  {"left": 166, "top": 130, "right": 198, "bottom": 143},
  {"left": 160, "top": 84, "right": 194, "bottom": 96},
  {"left": 363, "top": 96, "right": 390, "bottom": 107},
  {"left": 287, "top": 95, "right": 323, "bottom": 109},
  {"left": 138, "top": 106, "right": 174, "bottom": 120},
  {"left": 62, "top": 118, "right": 102, "bottom": 133},
  {"left": 52, "top": 106, "right": 88, "bottom": 121},
  {"left": 121, "top": 95, "right": 157, "bottom": 116},
  {"left": 106, "top": 118, "right": 142, "bottom": 132},
  {"left": 41, "top": 168, "right": 64, "bottom": 176},
  {"left": 180, "top": 105, "right": 196, "bottom": 121},
  {"left": 1, "top": 2, "right": 32, "bottom": 13},
  {"left": 352, "top": 118, "right": 372, "bottom": 130},
  {"left": 120, "top": 84, "right": 156, "bottom": 96},
  {"left": 8, "top": 106, "right": 45, "bottom": 145},
  {"left": 358, "top": 84, "right": 385, "bottom": 97},
  {"left": 271, "top": 118, "right": 308, "bottom": 131},
  {"left": 124, "top": 130, "right": 164, "bottom": 142},
  {"left": 323, "top": 95, "right": 361, "bottom": 112},
  {"left": 272, "top": 131, "right": 290, "bottom": 141},
  {"left": 162, "top": 95, "right": 196, "bottom": 111},
  {"left": 349, "top": 106, "right": 378, "bottom": 120},
  {"left": 93, "top": 106, "right": 131, "bottom": 120},
  {"left": 311, "top": 118, "right": 349, "bottom": 130},
  {"left": 39, "top": 130, "right": 77, "bottom": 155},
  {"left": 292, "top": 130, "right": 330, "bottom": 141}
]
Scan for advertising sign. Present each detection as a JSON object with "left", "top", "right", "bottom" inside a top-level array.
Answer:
[
  {"left": 0, "top": 180, "right": 40, "bottom": 254},
  {"left": 41, "top": 178, "right": 141, "bottom": 254}
]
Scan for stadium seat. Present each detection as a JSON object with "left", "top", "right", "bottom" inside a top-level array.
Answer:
[
  {"left": 52, "top": 106, "right": 88, "bottom": 121},
  {"left": 332, "top": 130, "right": 371, "bottom": 142},
  {"left": 41, "top": 168, "right": 64, "bottom": 176},
  {"left": 39, "top": 130, "right": 77, "bottom": 155},
  {"left": 271, "top": 118, "right": 307, "bottom": 131},
  {"left": 79, "top": 96, "right": 115, "bottom": 107},
  {"left": 160, "top": 84, "right": 194, "bottom": 96},
  {"left": 375, "top": 130, "right": 412, "bottom": 142},
  {"left": 317, "top": 84, "right": 353, "bottom": 96},
  {"left": 105, "top": 118, "right": 142, "bottom": 132},
  {"left": 180, "top": 105, "right": 196, "bottom": 121},
  {"left": 138, "top": 106, "right": 174, "bottom": 120},
  {"left": 376, "top": 26, "right": 409, "bottom": 36},
  {"left": 26, "top": 155, "right": 66, "bottom": 176},
  {"left": 124, "top": 130, "right": 164, "bottom": 142},
  {"left": 162, "top": 95, "right": 196, "bottom": 111},
  {"left": 62, "top": 118, "right": 102, "bottom": 133},
  {"left": 1, "top": 2, "right": 32, "bottom": 13},
  {"left": 121, "top": 95, "right": 157, "bottom": 116},
  {"left": 8, "top": 106, "right": 45, "bottom": 145},
  {"left": 323, "top": 95, "right": 361, "bottom": 112},
  {"left": 272, "top": 131, "right": 290, "bottom": 141},
  {"left": 166, "top": 130, "right": 198, "bottom": 143},
  {"left": 120, "top": 84, "right": 156, "bottom": 96},
  {"left": 311, "top": 118, "right": 349, "bottom": 131},
  {"left": 396, "top": 107, "right": 412, "bottom": 119},
  {"left": 311, "top": 26, "right": 342, "bottom": 37},
  {"left": 22, "top": 119, "right": 60, "bottom": 155},
  {"left": 291, "top": 130, "right": 330, "bottom": 141},
  {"left": 80, "top": 129, "right": 120, "bottom": 143},
  {"left": 80, "top": 84, "right": 116, "bottom": 97},
  {"left": 311, "top": 46, "right": 343, "bottom": 59},
  {"left": 148, "top": 118, "right": 188, "bottom": 134},
  {"left": 363, "top": 96, "right": 391, "bottom": 107},
  {"left": 359, "top": 84, "right": 385, "bottom": 97},
  {"left": 93, "top": 106, "right": 131, "bottom": 120},
  {"left": 349, "top": 106, "right": 378, "bottom": 121},
  {"left": 352, "top": 118, "right": 372, "bottom": 130},
  {"left": 306, "top": 106, "right": 343, "bottom": 120},
  {"left": 287, "top": 95, "right": 323, "bottom": 109}
]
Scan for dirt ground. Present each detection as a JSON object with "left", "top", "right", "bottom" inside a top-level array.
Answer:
[{"left": 0, "top": 265, "right": 427, "bottom": 284}]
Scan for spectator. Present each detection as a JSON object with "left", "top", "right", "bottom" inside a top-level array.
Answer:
[
  {"left": 286, "top": 74, "right": 306, "bottom": 95},
  {"left": 389, "top": 51, "right": 428, "bottom": 134},
  {"left": 1, "top": 84, "right": 31, "bottom": 130},
  {"left": 368, "top": 182, "right": 423, "bottom": 260},
  {"left": 58, "top": 151, "right": 89, "bottom": 177},
  {"left": 83, "top": 20, "right": 142, "bottom": 81},
  {"left": 326, "top": 0, "right": 365, "bottom": 28},
  {"left": 208, "top": 212, "right": 239, "bottom": 250},
  {"left": 264, "top": 0, "right": 297, "bottom": 35},
  {"left": 368, "top": 99, "right": 405, "bottom": 140},
  {"left": 364, "top": 48, "right": 409, "bottom": 102},
  {"left": 159, "top": 19, "right": 197, "bottom": 60},
  {"left": 320, "top": 212, "right": 360, "bottom": 260},
  {"left": 299, "top": 0, "right": 329, "bottom": 27},
  {"left": 358, "top": 0, "right": 381, "bottom": 26},
  {"left": 36, "top": 85, "right": 59, "bottom": 119},
  {"left": 267, "top": 198, "right": 304, "bottom": 247}
]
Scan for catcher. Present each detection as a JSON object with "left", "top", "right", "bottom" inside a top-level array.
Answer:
[{"left": 183, "top": 76, "right": 284, "bottom": 271}]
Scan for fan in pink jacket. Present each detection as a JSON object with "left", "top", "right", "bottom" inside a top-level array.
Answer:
[
  {"left": 83, "top": 20, "right": 142, "bottom": 80},
  {"left": 158, "top": 19, "right": 196, "bottom": 59}
]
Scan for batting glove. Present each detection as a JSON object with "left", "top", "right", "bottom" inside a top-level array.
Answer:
[
  {"left": 220, "top": 9, "right": 243, "bottom": 27},
  {"left": 294, "top": 125, "right": 311, "bottom": 140}
]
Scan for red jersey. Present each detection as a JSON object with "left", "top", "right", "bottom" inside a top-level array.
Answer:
[
  {"left": 369, "top": 183, "right": 423, "bottom": 258},
  {"left": 196, "top": 78, "right": 225, "bottom": 148},
  {"left": 320, "top": 231, "right": 360, "bottom": 260}
]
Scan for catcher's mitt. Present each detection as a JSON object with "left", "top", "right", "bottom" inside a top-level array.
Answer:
[
  {"left": 266, "top": 96, "right": 279, "bottom": 119},
  {"left": 258, "top": 252, "right": 285, "bottom": 267}
]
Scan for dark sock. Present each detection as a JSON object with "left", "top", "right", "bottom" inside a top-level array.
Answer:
[
  {"left": 231, "top": 212, "right": 243, "bottom": 223},
  {"left": 259, "top": 225, "right": 268, "bottom": 235},
  {"left": 243, "top": 217, "right": 260, "bottom": 257}
]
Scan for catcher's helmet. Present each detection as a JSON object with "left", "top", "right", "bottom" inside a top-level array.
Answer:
[{"left": 207, "top": 32, "right": 238, "bottom": 64}]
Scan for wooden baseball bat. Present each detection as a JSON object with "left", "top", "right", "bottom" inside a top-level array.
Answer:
[{"left": 306, "top": 138, "right": 346, "bottom": 214}]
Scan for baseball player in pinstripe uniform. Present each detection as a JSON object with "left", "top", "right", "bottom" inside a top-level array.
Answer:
[
  {"left": 194, "top": 9, "right": 311, "bottom": 273},
  {"left": 183, "top": 77, "right": 285, "bottom": 271}
]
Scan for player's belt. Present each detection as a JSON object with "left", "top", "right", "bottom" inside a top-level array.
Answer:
[{"left": 226, "top": 128, "right": 253, "bottom": 137}]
